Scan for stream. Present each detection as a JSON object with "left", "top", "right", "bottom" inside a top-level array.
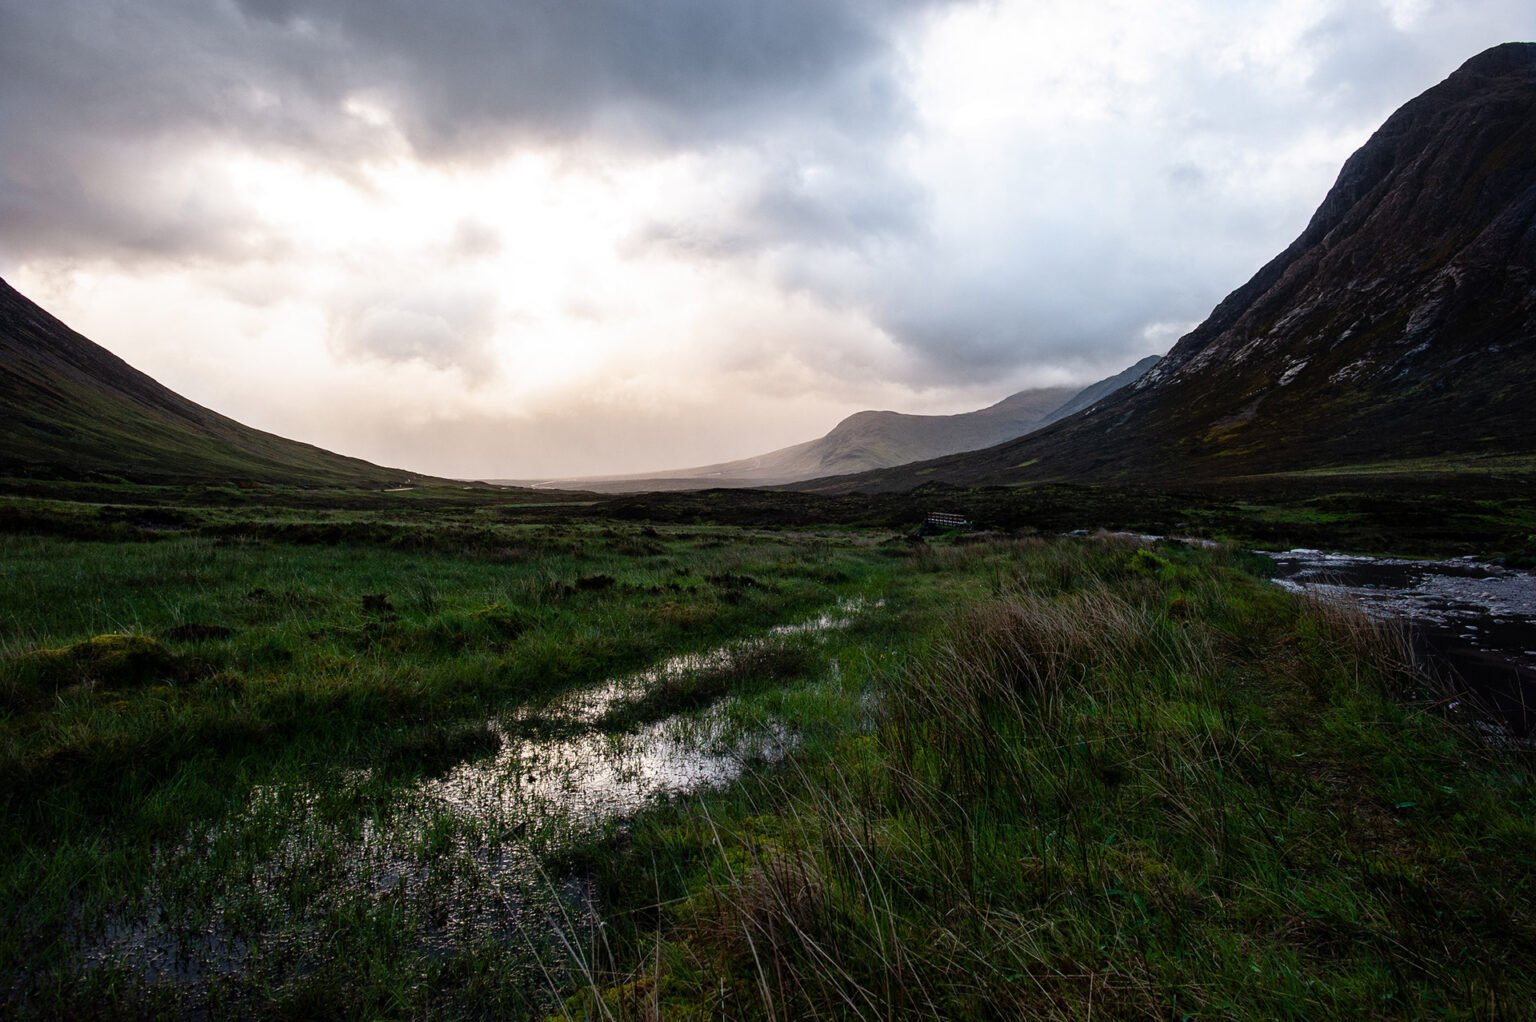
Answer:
[{"left": 1267, "top": 549, "right": 1536, "bottom": 734}]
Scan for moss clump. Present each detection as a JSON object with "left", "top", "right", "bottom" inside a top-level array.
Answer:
[
  {"left": 21, "top": 633, "right": 187, "bottom": 692},
  {"left": 1126, "top": 547, "right": 1172, "bottom": 579}
]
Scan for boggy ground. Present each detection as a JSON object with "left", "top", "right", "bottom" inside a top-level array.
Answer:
[
  {"left": 572, "top": 541, "right": 1536, "bottom": 1020},
  {"left": 0, "top": 490, "right": 1531, "bottom": 1019},
  {"left": 0, "top": 512, "right": 914, "bottom": 1017}
]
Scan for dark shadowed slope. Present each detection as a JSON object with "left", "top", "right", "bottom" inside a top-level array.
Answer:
[
  {"left": 0, "top": 277, "right": 416, "bottom": 484},
  {"left": 523, "top": 357, "right": 1158, "bottom": 493},
  {"left": 802, "top": 43, "right": 1536, "bottom": 494}
]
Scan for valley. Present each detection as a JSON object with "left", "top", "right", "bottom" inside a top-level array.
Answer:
[
  {"left": 512, "top": 356, "right": 1160, "bottom": 492},
  {"left": 2, "top": 31, "right": 1535, "bottom": 1022}
]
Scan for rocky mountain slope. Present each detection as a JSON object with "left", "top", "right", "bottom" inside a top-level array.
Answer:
[
  {"left": 0, "top": 277, "right": 415, "bottom": 485},
  {"left": 531, "top": 356, "right": 1157, "bottom": 492},
  {"left": 801, "top": 43, "right": 1536, "bottom": 493}
]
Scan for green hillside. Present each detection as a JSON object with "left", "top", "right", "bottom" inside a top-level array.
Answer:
[{"left": 0, "top": 277, "right": 418, "bottom": 486}]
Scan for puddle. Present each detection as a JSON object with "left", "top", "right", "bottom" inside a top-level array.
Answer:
[
  {"left": 1086, "top": 529, "right": 1221, "bottom": 549},
  {"left": 1268, "top": 549, "right": 1536, "bottom": 734},
  {"left": 427, "top": 703, "right": 791, "bottom": 834},
  {"left": 770, "top": 596, "right": 881, "bottom": 636},
  {"left": 427, "top": 596, "right": 878, "bottom": 833},
  {"left": 68, "top": 597, "right": 877, "bottom": 1001},
  {"left": 79, "top": 917, "right": 250, "bottom": 988}
]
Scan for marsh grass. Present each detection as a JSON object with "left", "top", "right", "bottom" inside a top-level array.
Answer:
[
  {"left": 572, "top": 540, "right": 1536, "bottom": 1020},
  {"left": 595, "top": 644, "right": 817, "bottom": 735},
  {"left": 5, "top": 515, "right": 1532, "bottom": 1019},
  {"left": 0, "top": 517, "right": 907, "bottom": 1018}
]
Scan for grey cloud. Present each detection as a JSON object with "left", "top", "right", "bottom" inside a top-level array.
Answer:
[
  {"left": 449, "top": 220, "right": 502, "bottom": 260},
  {"left": 1165, "top": 163, "right": 1206, "bottom": 192},
  {"left": 745, "top": 155, "right": 927, "bottom": 250},
  {"left": 226, "top": 0, "right": 946, "bottom": 154},
  {"left": 329, "top": 285, "right": 500, "bottom": 375},
  {"left": 633, "top": 144, "right": 927, "bottom": 262},
  {"left": 6, "top": 0, "right": 1535, "bottom": 407},
  {"left": 636, "top": 1, "right": 1536, "bottom": 390},
  {"left": 0, "top": 137, "right": 287, "bottom": 266},
  {"left": 1302, "top": 8, "right": 1439, "bottom": 119},
  {"left": 1302, "top": 1, "right": 1536, "bottom": 126},
  {"left": 0, "top": 0, "right": 958, "bottom": 263},
  {"left": 877, "top": 270, "right": 1198, "bottom": 385}
]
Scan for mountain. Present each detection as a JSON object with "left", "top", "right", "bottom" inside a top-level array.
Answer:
[
  {"left": 524, "top": 357, "right": 1158, "bottom": 493},
  {"left": 801, "top": 43, "right": 1536, "bottom": 494},
  {"left": 1024, "top": 355, "right": 1161, "bottom": 424},
  {"left": 0, "top": 277, "right": 416, "bottom": 485}
]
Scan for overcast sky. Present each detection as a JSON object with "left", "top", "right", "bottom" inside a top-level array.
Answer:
[{"left": 3, "top": 0, "right": 1533, "bottom": 478}]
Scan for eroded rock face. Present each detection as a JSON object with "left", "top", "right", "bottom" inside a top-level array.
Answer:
[{"left": 817, "top": 43, "right": 1536, "bottom": 492}]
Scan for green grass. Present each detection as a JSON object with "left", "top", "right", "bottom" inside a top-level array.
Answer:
[
  {"left": 5, "top": 464, "right": 1536, "bottom": 561},
  {"left": 565, "top": 539, "right": 1536, "bottom": 1019},
  {"left": 0, "top": 516, "right": 910, "bottom": 1017},
  {"left": 1, "top": 496, "right": 1531, "bottom": 1019}
]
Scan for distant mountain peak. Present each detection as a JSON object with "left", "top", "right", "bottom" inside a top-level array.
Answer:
[{"left": 517, "top": 358, "right": 1159, "bottom": 492}]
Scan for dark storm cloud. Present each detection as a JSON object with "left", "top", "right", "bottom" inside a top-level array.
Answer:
[
  {"left": 227, "top": 0, "right": 943, "bottom": 153},
  {"left": 0, "top": 0, "right": 956, "bottom": 263}
]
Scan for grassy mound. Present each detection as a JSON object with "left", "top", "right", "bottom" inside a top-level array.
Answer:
[{"left": 17, "top": 633, "right": 189, "bottom": 693}]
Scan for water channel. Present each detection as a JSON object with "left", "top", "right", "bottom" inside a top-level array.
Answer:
[
  {"left": 1267, "top": 549, "right": 1536, "bottom": 734},
  {"left": 73, "top": 597, "right": 879, "bottom": 998}
]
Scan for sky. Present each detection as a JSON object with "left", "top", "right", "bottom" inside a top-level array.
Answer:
[{"left": 2, "top": 1, "right": 1534, "bottom": 480}]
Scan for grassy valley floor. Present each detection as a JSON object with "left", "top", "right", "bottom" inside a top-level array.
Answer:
[{"left": 0, "top": 490, "right": 1531, "bottom": 1018}]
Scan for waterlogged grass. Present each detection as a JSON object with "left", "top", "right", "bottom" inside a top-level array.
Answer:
[
  {"left": 569, "top": 539, "right": 1536, "bottom": 1020},
  {"left": 2, "top": 519, "right": 1532, "bottom": 1018},
  {"left": 0, "top": 521, "right": 910, "bottom": 1017}
]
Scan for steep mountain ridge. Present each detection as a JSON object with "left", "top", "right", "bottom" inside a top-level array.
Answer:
[
  {"left": 801, "top": 43, "right": 1536, "bottom": 493},
  {"left": 0, "top": 277, "right": 415, "bottom": 484}
]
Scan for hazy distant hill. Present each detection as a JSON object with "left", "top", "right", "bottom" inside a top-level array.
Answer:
[
  {"left": 524, "top": 357, "right": 1158, "bottom": 493},
  {"left": 801, "top": 43, "right": 1536, "bottom": 493},
  {"left": 0, "top": 277, "right": 416, "bottom": 485}
]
